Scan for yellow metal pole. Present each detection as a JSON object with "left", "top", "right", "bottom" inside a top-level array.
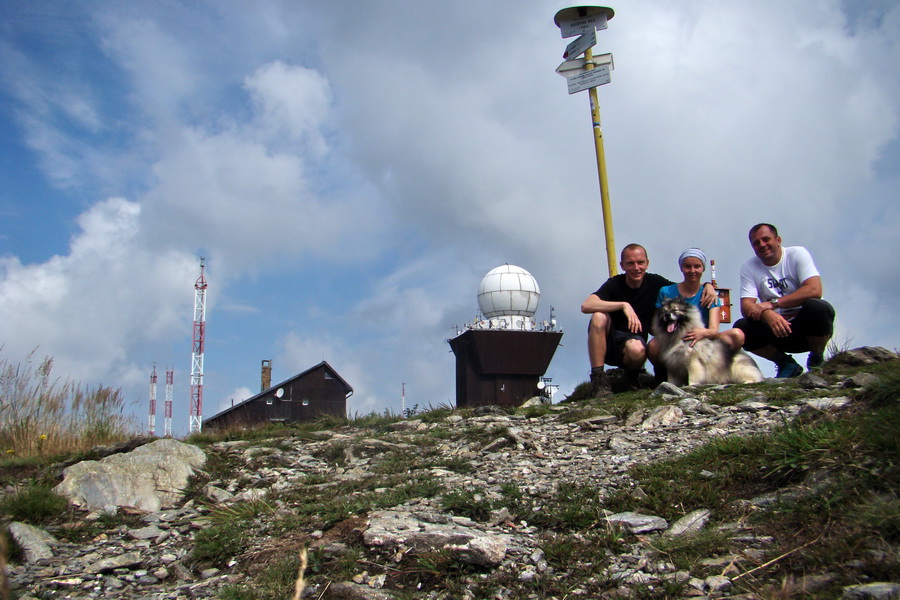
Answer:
[{"left": 584, "top": 47, "right": 617, "bottom": 277}]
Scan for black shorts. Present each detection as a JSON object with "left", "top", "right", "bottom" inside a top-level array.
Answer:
[
  {"left": 735, "top": 298, "right": 835, "bottom": 354},
  {"left": 605, "top": 329, "right": 648, "bottom": 368}
]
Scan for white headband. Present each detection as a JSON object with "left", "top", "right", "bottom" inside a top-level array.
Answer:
[{"left": 678, "top": 248, "right": 707, "bottom": 270}]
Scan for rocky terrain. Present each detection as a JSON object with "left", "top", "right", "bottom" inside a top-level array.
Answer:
[{"left": 4, "top": 347, "right": 899, "bottom": 600}]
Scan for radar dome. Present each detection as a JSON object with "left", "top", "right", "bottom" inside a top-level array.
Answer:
[{"left": 477, "top": 265, "right": 540, "bottom": 318}]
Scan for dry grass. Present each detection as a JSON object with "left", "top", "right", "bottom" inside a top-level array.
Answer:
[{"left": 0, "top": 351, "right": 135, "bottom": 458}]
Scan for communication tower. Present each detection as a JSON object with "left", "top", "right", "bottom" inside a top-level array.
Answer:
[
  {"left": 147, "top": 366, "right": 158, "bottom": 436},
  {"left": 189, "top": 258, "right": 208, "bottom": 434},
  {"left": 164, "top": 367, "right": 174, "bottom": 437}
]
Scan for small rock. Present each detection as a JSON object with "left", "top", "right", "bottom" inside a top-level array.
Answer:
[
  {"left": 842, "top": 582, "right": 900, "bottom": 600},
  {"left": 7, "top": 522, "right": 57, "bottom": 562},
  {"left": 665, "top": 509, "right": 711, "bottom": 537},
  {"left": 606, "top": 512, "right": 668, "bottom": 533},
  {"left": 705, "top": 574, "right": 733, "bottom": 592}
]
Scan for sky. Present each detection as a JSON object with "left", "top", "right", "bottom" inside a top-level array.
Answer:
[{"left": 1, "top": 1, "right": 898, "bottom": 436}]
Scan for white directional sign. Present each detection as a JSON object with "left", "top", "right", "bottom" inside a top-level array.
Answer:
[
  {"left": 563, "top": 28, "right": 596, "bottom": 59},
  {"left": 566, "top": 64, "right": 611, "bottom": 94},
  {"left": 556, "top": 53, "right": 614, "bottom": 78}
]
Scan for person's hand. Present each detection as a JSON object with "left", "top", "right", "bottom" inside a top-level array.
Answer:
[
  {"left": 683, "top": 328, "right": 713, "bottom": 347},
  {"left": 762, "top": 310, "right": 792, "bottom": 338},
  {"left": 623, "top": 303, "right": 642, "bottom": 333},
  {"left": 747, "top": 301, "right": 774, "bottom": 320}
]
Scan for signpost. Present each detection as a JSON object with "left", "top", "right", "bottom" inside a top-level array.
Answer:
[{"left": 553, "top": 5, "right": 618, "bottom": 277}]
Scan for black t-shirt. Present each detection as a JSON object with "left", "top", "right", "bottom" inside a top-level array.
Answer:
[{"left": 594, "top": 273, "right": 674, "bottom": 339}]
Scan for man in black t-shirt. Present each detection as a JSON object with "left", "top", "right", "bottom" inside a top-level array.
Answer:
[{"left": 581, "top": 243, "right": 715, "bottom": 396}]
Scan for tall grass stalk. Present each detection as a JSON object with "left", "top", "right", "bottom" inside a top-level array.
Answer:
[{"left": 0, "top": 351, "right": 134, "bottom": 457}]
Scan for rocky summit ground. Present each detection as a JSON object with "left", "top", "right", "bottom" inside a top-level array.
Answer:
[{"left": 3, "top": 347, "right": 899, "bottom": 600}]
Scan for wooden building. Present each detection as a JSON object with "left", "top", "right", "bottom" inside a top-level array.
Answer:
[
  {"left": 204, "top": 361, "right": 352, "bottom": 429},
  {"left": 448, "top": 329, "right": 563, "bottom": 408}
]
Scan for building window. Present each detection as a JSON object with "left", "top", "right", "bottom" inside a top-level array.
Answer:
[
  {"left": 266, "top": 398, "right": 273, "bottom": 405},
  {"left": 302, "top": 399, "right": 310, "bottom": 406}
]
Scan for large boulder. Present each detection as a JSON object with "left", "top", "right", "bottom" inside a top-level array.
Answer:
[{"left": 54, "top": 439, "right": 206, "bottom": 512}]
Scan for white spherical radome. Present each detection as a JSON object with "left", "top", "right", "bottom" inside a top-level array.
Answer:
[{"left": 477, "top": 265, "right": 541, "bottom": 318}]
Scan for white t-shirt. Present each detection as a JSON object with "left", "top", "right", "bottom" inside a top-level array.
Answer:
[{"left": 739, "top": 246, "right": 820, "bottom": 318}]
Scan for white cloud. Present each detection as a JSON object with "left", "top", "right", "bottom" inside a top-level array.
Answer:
[
  {"left": 0, "top": 198, "right": 197, "bottom": 387},
  {"left": 245, "top": 61, "right": 332, "bottom": 155}
]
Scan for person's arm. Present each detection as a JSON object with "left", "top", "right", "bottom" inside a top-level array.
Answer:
[
  {"left": 700, "top": 282, "right": 717, "bottom": 307},
  {"left": 741, "top": 297, "right": 792, "bottom": 337},
  {"left": 745, "top": 276, "right": 821, "bottom": 319},
  {"left": 774, "top": 276, "right": 822, "bottom": 308},
  {"left": 581, "top": 294, "right": 642, "bottom": 333}
]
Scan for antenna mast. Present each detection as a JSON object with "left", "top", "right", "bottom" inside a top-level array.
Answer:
[
  {"left": 189, "top": 258, "right": 208, "bottom": 434},
  {"left": 147, "top": 365, "right": 158, "bottom": 436},
  {"left": 164, "top": 367, "right": 174, "bottom": 437}
]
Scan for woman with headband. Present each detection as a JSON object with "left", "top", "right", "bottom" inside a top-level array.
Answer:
[{"left": 654, "top": 248, "right": 745, "bottom": 351}]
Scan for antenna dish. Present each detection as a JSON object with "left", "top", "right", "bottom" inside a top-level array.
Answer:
[{"left": 275, "top": 388, "right": 284, "bottom": 399}]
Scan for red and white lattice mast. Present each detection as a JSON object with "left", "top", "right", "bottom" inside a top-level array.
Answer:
[
  {"left": 189, "top": 258, "right": 208, "bottom": 434},
  {"left": 164, "top": 367, "right": 174, "bottom": 437},
  {"left": 147, "top": 365, "right": 158, "bottom": 436}
]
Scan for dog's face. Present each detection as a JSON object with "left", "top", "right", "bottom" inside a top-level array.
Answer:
[{"left": 655, "top": 298, "right": 697, "bottom": 334}]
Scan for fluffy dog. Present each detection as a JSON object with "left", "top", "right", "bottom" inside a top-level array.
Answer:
[{"left": 652, "top": 298, "right": 764, "bottom": 386}]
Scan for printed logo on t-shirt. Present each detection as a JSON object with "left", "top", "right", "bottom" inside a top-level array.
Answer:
[{"left": 765, "top": 277, "right": 788, "bottom": 294}]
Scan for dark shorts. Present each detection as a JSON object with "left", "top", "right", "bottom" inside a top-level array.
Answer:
[
  {"left": 735, "top": 298, "right": 835, "bottom": 354},
  {"left": 605, "top": 329, "right": 648, "bottom": 368}
]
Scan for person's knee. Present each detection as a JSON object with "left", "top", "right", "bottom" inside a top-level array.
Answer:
[
  {"left": 647, "top": 338, "right": 659, "bottom": 362},
  {"left": 801, "top": 298, "right": 835, "bottom": 321},
  {"left": 623, "top": 339, "right": 647, "bottom": 365},
  {"left": 589, "top": 311, "right": 610, "bottom": 331},
  {"left": 798, "top": 299, "right": 835, "bottom": 337}
]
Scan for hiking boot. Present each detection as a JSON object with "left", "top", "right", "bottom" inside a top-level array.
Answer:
[
  {"left": 775, "top": 355, "right": 803, "bottom": 378},
  {"left": 590, "top": 370, "right": 613, "bottom": 398},
  {"left": 623, "top": 368, "right": 642, "bottom": 391},
  {"left": 807, "top": 351, "right": 825, "bottom": 371}
]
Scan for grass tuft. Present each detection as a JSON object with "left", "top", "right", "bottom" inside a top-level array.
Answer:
[
  {"left": 0, "top": 481, "right": 68, "bottom": 524},
  {"left": 0, "top": 351, "right": 134, "bottom": 459}
]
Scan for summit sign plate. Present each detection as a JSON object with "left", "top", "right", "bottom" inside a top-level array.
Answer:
[{"left": 558, "top": 13, "right": 609, "bottom": 38}]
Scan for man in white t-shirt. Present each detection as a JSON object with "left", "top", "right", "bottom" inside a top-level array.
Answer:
[{"left": 734, "top": 223, "right": 835, "bottom": 377}]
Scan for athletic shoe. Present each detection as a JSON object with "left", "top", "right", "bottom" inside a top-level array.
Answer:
[
  {"left": 590, "top": 370, "right": 613, "bottom": 398},
  {"left": 775, "top": 356, "right": 803, "bottom": 378},
  {"left": 807, "top": 351, "right": 825, "bottom": 370}
]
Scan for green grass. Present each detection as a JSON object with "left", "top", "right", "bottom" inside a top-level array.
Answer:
[
  {"left": 218, "top": 554, "right": 303, "bottom": 600},
  {"left": 0, "top": 481, "right": 68, "bottom": 525},
  {"left": 192, "top": 520, "right": 249, "bottom": 568},
  {"left": 440, "top": 487, "right": 496, "bottom": 522}
]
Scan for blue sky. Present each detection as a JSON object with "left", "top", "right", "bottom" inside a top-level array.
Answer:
[{"left": 1, "top": 1, "right": 898, "bottom": 436}]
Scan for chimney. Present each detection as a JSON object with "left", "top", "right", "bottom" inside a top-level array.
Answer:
[{"left": 261, "top": 360, "right": 272, "bottom": 392}]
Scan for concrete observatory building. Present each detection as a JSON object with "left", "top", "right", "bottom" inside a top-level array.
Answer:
[{"left": 448, "top": 265, "right": 563, "bottom": 408}]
